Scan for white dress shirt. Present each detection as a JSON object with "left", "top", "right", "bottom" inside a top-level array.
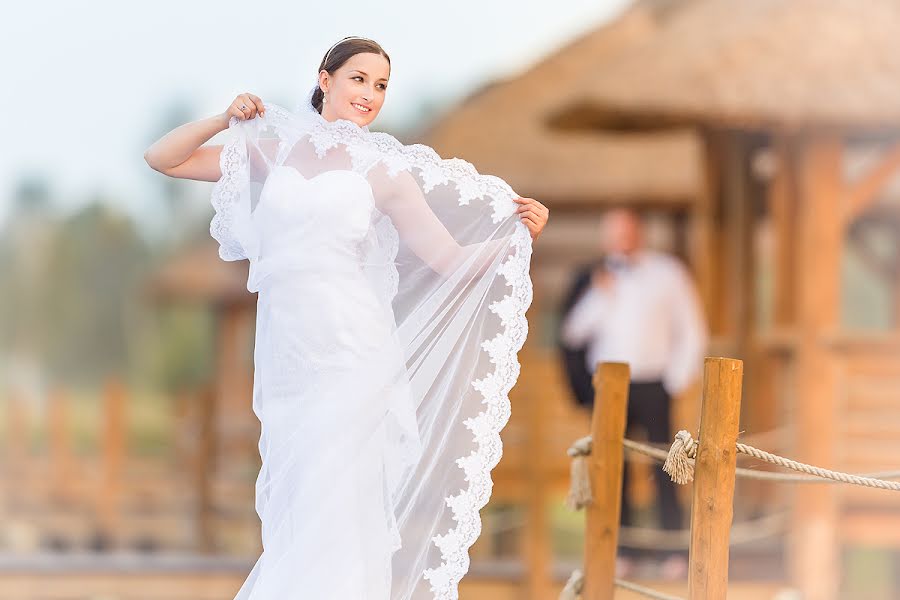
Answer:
[{"left": 560, "top": 250, "right": 708, "bottom": 396}]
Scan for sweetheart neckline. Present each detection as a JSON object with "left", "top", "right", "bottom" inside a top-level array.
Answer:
[{"left": 272, "top": 165, "right": 375, "bottom": 200}]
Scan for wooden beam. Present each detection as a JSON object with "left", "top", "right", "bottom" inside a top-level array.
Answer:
[
  {"left": 722, "top": 134, "right": 754, "bottom": 346},
  {"left": 769, "top": 135, "right": 798, "bottom": 327},
  {"left": 845, "top": 141, "right": 900, "bottom": 222},
  {"left": 840, "top": 511, "right": 900, "bottom": 547},
  {"left": 692, "top": 129, "right": 724, "bottom": 335},
  {"left": 521, "top": 291, "right": 552, "bottom": 600},
  {"left": 790, "top": 134, "right": 845, "bottom": 600}
]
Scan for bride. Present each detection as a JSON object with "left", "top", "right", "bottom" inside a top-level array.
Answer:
[{"left": 144, "top": 36, "right": 548, "bottom": 599}]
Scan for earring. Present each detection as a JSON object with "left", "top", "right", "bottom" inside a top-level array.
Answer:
[{"left": 323, "top": 95, "right": 328, "bottom": 104}]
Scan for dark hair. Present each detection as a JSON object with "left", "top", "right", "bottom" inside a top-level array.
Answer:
[{"left": 311, "top": 37, "right": 391, "bottom": 114}]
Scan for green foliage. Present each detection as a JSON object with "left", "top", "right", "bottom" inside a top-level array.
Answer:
[{"left": 0, "top": 183, "right": 215, "bottom": 393}]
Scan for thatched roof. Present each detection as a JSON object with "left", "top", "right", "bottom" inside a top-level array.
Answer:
[
  {"left": 418, "top": 2, "right": 700, "bottom": 207},
  {"left": 142, "top": 240, "right": 253, "bottom": 306},
  {"left": 561, "top": 0, "right": 900, "bottom": 131}
]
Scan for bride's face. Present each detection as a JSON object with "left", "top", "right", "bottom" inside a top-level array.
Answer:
[{"left": 319, "top": 52, "right": 390, "bottom": 127}]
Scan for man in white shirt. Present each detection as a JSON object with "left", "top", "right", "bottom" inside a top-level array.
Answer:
[{"left": 559, "top": 208, "right": 708, "bottom": 579}]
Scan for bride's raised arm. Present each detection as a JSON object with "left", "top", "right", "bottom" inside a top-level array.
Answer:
[{"left": 369, "top": 163, "right": 522, "bottom": 279}]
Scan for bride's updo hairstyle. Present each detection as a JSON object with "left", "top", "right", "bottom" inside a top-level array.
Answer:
[{"left": 311, "top": 37, "right": 391, "bottom": 114}]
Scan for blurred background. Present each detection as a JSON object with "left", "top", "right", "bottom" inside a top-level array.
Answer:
[{"left": 3, "top": 0, "right": 900, "bottom": 598}]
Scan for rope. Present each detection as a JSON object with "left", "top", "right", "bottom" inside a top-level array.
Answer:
[
  {"left": 615, "top": 579, "right": 685, "bottom": 600},
  {"left": 558, "top": 569, "right": 685, "bottom": 600},
  {"left": 619, "top": 511, "right": 787, "bottom": 550},
  {"left": 626, "top": 437, "right": 900, "bottom": 483},
  {"left": 662, "top": 430, "right": 900, "bottom": 490},
  {"left": 613, "top": 427, "right": 788, "bottom": 455},
  {"left": 566, "top": 435, "right": 900, "bottom": 508},
  {"left": 558, "top": 568, "right": 583, "bottom": 600}
]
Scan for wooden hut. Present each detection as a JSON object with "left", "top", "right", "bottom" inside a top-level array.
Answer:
[
  {"left": 144, "top": 241, "right": 257, "bottom": 456},
  {"left": 421, "top": 4, "right": 703, "bottom": 312},
  {"left": 144, "top": 241, "right": 258, "bottom": 551},
  {"left": 545, "top": 0, "right": 900, "bottom": 597},
  {"left": 421, "top": 4, "right": 715, "bottom": 597}
]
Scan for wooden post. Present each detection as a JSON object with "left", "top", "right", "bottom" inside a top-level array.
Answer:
[
  {"left": 5, "top": 388, "right": 28, "bottom": 467},
  {"left": 48, "top": 387, "right": 75, "bottom": 504},
  {"left": 525, "top": 378, "right": 552, "bottom": 597},
  {"left": 688, "top": 357, "right": 743, "bottom": 600},
  {"left": 4, "top": 389, "right": 28, "bottom": 513},
  {"left": 99, "top": 377, "right": 126, "bottom": 546},
  {"left": 770, "top": 135, "right": 798, "bottom": 327},
  {"left": 791, "top": 134, "right": 843, "bottom": 600},
  {"left": 583, "top": 362, "right": 630, "bottom": 600},
  {"left": 692, "top": 129, "right": 723, "bottom": 336},
  {"left": 195, "top": 383, "right": 217, "bottom": 553},
  {"left": 216, "top": 306, "right": 255, "bottom": 468}
]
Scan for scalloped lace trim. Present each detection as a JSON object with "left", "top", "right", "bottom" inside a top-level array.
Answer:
[
  {"left": 209, "top": 128, "right": 248, "bottom": 261},
  {"left": 212, "top": 102, "right": 534, "bottom": 599},
  {"left": 421, "top": 223, "right": 533, "bottom": 599}
]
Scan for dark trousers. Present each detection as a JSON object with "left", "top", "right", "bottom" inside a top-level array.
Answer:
[{"left": 620, "top": 381, "right": 684, "bottom": 559}]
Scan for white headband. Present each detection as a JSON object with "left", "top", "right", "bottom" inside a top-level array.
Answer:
[{"left": 323, "top": 36, "right": 376, "bottom": 64}]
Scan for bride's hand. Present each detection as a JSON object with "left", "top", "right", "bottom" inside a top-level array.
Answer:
[
  {"left": 223, "top": 93, "right": 266, "bottom": 121},
  {"left": 514, "top": 197, "right": 549, "bottom": 242}
]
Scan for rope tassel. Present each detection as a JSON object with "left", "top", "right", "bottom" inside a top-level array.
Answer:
[
  {"left": 565, "top": 436, "right": 593, "bottom": 510},
  {"left": 663, "top": 430, "right": 697, "bottom": 484}
]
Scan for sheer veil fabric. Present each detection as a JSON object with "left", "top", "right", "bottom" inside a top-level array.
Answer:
[{"left": 209, "top": 84, "right": 533, "bottom": 599}]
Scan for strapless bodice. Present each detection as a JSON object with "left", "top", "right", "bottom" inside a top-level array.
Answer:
[{"left": 247, "top": 166, "right": 376, "bottom": 292}]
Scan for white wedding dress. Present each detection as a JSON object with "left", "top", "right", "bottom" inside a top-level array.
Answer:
[{"left": 210, "top": 93, "right": 533, "bottom": 600}]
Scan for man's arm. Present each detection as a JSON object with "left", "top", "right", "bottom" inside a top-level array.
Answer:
[
  {"left": 662, "top": 261, "right": 708, "bottom": 396},
  {"left": 560, "top": 283, "right": 610, "bottom": 349}
]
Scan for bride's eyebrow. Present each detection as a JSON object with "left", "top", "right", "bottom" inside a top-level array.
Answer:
[{"left": 350, "top": 69, "right": 388, "bottom": 82}]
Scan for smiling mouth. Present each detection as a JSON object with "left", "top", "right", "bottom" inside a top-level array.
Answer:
[{"left": 351, "top": 102, "right": 371, "bottom": 113}]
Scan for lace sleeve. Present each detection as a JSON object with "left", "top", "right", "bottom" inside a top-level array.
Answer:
[
  {"left": 208, "top": 117, "right": 275, "bottom": 261},
  {"left": 209, "top": 119, "right": 251, "bottom": 261},
  {"left": 368, "top": 163, "right": 516, "bottom": 279}
]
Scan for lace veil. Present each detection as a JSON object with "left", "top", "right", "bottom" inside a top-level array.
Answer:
[{"left": 209, "top": 83, "right": 534, "bottom": 599}]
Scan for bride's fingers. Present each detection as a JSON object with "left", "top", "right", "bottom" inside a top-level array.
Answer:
[
  {"left": 519, "top": 214, "right": 540, "bottom": 229},
  {"left": 238, "top": 94, "right": 259, "bottom": 119},
  {"left": 515, "top": 197, "right": 548, "bottom": 215},
  {"left": 248, "top": 93, "right": 266, "bottom": 117},
  {"left": 515, "top": 200, "right": 535, "bottom": 215},
  {"left": 227, "top": 100, "right": 245, "bottom": 120},
  {"left": 525, "top": 218, "right": 545, "bottom": 240},
  {"left": 517, "top": 205, "right": 548, "bottom": 230},
  {"left": 231, "top": 100, "right": 250, "bottom": 120}
]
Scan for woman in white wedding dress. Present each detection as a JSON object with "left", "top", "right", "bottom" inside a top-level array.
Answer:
[{"left": 145, "top": 37, "right": 548, "bottom": 599}]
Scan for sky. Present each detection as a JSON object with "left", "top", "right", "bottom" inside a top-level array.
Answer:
[{"left": 2, "top": 0, "right": 631, "bottom": 235}]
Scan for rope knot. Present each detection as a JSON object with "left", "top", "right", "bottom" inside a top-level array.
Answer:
[
  {"left": 565, "top": 436, "right": 594, "bottom": 510},
  {"left": 567, "top": 435, "right": 593, "bottom": 458},
  {"left": 663, "top": 430, "right": 697, "bottom": 484}
]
